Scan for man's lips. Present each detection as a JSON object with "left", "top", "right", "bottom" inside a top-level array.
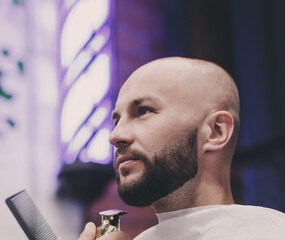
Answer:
[{"left": 115, "top": 155, "right": 138, "bottom": 169}]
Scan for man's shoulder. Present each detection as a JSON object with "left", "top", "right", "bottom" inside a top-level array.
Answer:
[
  {"left": 225, "top": 204, "right": 285, "bottom": 219},
  {"left": 134, "top": 204, "right": 285, "bottom": 240}
]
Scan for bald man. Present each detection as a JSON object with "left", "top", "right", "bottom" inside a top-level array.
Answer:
[{"left": 75, "top": 57, "right": 285, "bottom": 240}]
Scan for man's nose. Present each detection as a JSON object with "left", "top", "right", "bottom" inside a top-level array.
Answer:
[{"left": 109, "top": 122, "right": 134, "bottom": 149}]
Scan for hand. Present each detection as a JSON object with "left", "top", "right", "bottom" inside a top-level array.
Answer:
[
  {"left": 57, "top": 222, "right": 131, "bottom": 240},
  {"left": 56, "top": 222, "right": 96, "bottom": 240},
  {"left": 78, "top": 222, "right": 96, "bottom": 240},
  {"left": 98, "top": 231, "right": 131, "bottom": 240}
]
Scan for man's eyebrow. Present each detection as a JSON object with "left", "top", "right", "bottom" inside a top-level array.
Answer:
[
  {"left": 111, "top": 96, "right": 161, "bottom": 121},
  {"left": 132, "top": 96, "right": 160, "bottom": 105}
]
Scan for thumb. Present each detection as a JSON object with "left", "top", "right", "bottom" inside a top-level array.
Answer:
[{"left": 79, "top": 222, "right": 96, "bottom": 240}]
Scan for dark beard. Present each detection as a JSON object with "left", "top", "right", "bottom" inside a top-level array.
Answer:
[{"left": 116, "top": 128, "right": 198, "bottom": 207}]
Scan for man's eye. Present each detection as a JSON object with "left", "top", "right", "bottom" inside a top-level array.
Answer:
[{"left": 138, "top": 107, "right": 152, "bottom": 116}]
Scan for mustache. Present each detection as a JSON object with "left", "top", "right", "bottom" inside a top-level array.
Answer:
[{"left": 115, "top": 148, "right": 148, "bottom": 159}]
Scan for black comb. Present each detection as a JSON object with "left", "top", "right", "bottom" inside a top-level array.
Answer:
[{"left": 6, "top": 190, "right": 57, "bottom": 240}]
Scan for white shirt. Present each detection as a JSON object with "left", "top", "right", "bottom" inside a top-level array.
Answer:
[{"left": 134, "top": 204, "right": 285, "bottom": 240}]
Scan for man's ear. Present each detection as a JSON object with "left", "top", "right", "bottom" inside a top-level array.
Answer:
[{"left": 202, "top": 111, "right": 234, "bottom": 152}]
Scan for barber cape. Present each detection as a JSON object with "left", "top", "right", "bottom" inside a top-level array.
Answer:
[{"left": 134, "top": 204, "right": 285, "bottom": 240}]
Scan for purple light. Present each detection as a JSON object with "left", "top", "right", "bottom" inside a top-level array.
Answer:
[
  {"left": 60, "top": 0, "right": 114, "bottom": 165},
  {"left": 61, "top": 0, "right": 110, "bottom": 66},
  {"left": 61, "top": 53, "right": 110, "bottom": 143}
]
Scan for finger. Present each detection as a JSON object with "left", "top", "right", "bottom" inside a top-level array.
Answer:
[
  {"left": 79, "top": 222, "right": 96, "bottom": 240},
  {"left": 98, "top": 231, "right": 131, "bottom": 240}
]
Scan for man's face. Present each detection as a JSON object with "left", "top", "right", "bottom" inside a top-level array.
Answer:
[
  {"left": 116, "top": 129, "right": 198, "bottom": 207},
  {"left": 109, "top": 60, "right": 203, "bottom": 206}
]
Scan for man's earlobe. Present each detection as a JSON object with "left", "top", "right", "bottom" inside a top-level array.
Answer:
[{"left": 203, "top": 111, "right": 234, "bottom": 152}]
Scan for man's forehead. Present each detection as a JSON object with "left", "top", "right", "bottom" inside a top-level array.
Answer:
[
  {"left": 114, "top": 59, "right": 206, "bottom": 110},
  {"left": 119, "top": 59, "right": 196, "bottom": 95}
]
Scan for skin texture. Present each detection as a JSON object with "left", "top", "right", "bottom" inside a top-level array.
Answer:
[
  {"left": 110, "top": 57, "right": 240, "bottom": 212},
  {"left": 116, "top": 128, "right": 199, "bottom": 207},
  {"left": 70, "top": 57, "right": 240, "bottom": 240},
  {"left": 69, "top": 222, "right": 131, "bottom": 240}
]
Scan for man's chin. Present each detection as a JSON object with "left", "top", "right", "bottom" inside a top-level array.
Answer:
[
  {"left": 117, "top": 174, "right": 163, "bottom": 207},
  {"left": 118, "top": 170, "right": 144, "bottom": 186}
]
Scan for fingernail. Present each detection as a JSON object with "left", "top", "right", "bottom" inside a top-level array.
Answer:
[{"left": 85, "top": 222, "right": 95, "bottom": 230}]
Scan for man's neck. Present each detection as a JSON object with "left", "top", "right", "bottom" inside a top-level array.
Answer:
[{"left": 151, "top": 175, "right": 234, "bottom": 213}]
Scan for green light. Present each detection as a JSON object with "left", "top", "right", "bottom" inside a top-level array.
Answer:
[
  {"left": 7, "top": 119, "right": 15, "bottom": 128},
  {"left": 0, "top": 86, "right": 13, "bottom": 100},
  {"left": 17, "top": 61, "right": 24, "bottom": 74},
  {"left": 13, "top": 0, "right": 24, "bottom": 5},
  {"left": 2, "top": 49, "right": 9, "bottom": 56}
]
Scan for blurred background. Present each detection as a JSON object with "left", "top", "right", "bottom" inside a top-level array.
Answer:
[{"left": 1, "top": 0, "right": 285, "bottom": 239}]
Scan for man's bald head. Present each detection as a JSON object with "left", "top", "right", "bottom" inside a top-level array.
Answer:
[
  {"left": 168, "top": 57, "right": 240, "bottom": 147},
  {"left": 119, "top": 57, "right": 240, "bottom": 149}
]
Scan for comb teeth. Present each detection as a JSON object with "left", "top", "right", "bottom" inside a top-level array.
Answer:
[{"left": 6, "top": 190, "right": 57, "bottom": 240}]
